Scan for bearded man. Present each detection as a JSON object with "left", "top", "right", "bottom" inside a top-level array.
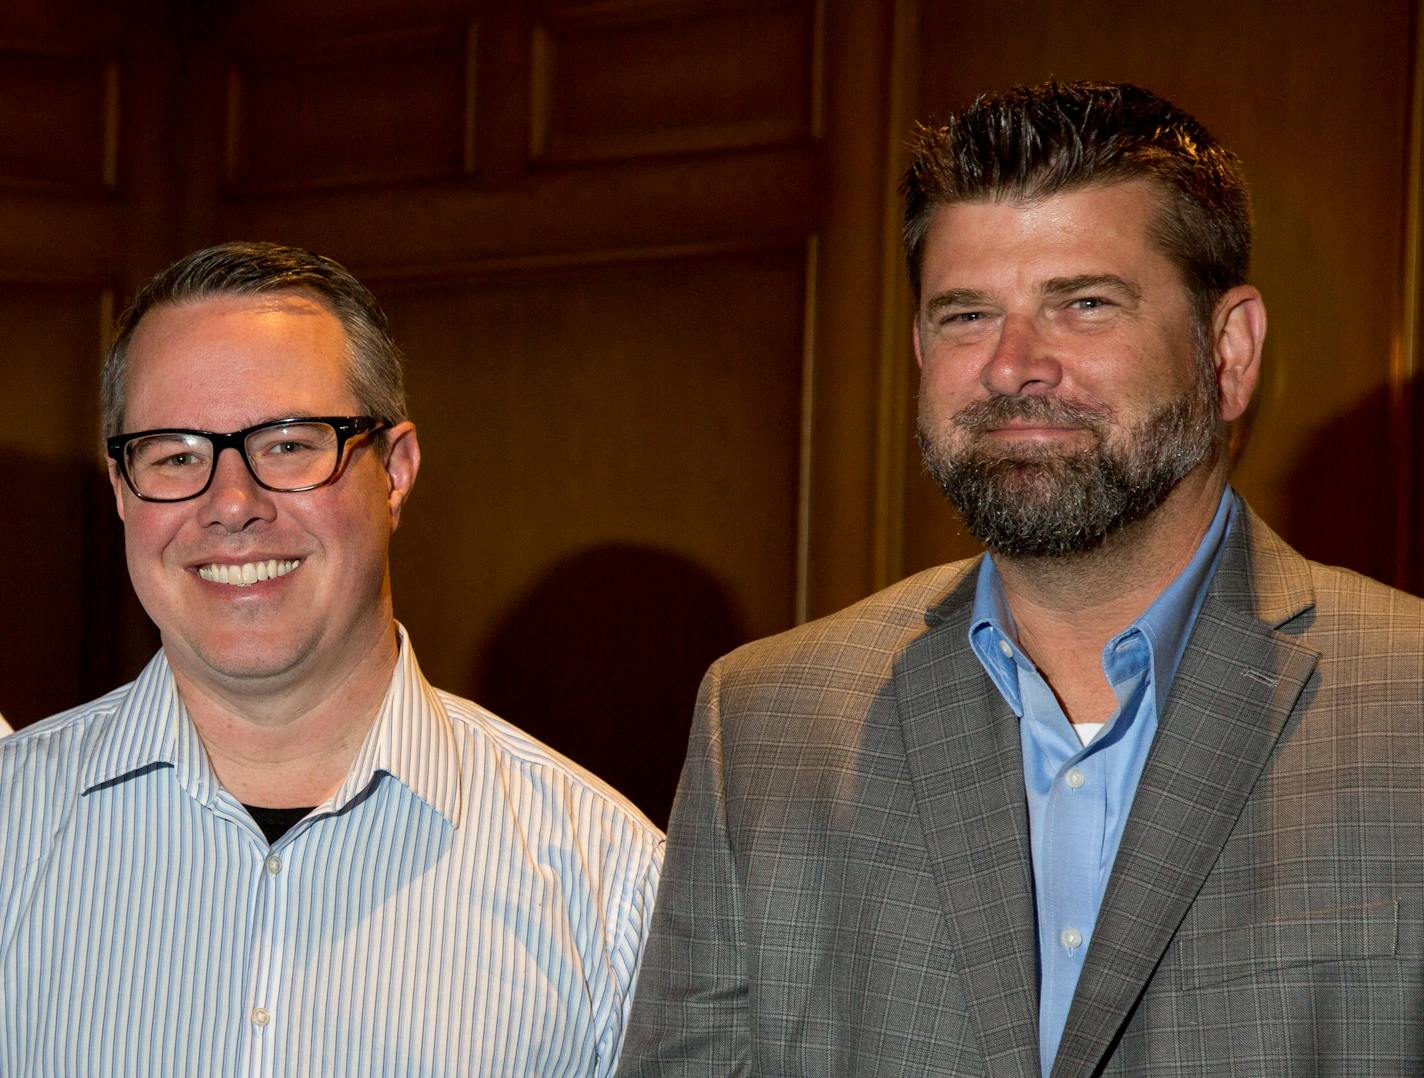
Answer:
[{"left": 617, "top": 82, "right": 1424, "bottom": 1077}]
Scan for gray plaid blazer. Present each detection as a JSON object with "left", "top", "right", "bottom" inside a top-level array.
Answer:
[{"left": 618, "top": 506, "right": 1424, "bottom": 1076}]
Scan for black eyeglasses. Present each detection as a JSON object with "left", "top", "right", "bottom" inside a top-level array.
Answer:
[{"left": 107, "top": 416, "right": 391, "bottom": 502}]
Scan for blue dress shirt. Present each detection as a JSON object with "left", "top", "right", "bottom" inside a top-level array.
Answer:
[
  {"left": 969, "top": 489, "right": 1236, "bottom": 1075},
  {"left": 1, "top": 627, "right": 664, "bottom": 1076}
]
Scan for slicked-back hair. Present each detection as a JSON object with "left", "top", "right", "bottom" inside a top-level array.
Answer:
[
  {"left": 101, "top": 241, "right": 407, "bottom": 438},
  {"left": 902, "top": 81, "right": 1252, "bottom": 335}
]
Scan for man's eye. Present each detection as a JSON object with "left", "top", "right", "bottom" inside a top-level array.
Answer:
[
  {"left": 944, "top": 310, "right": 987, "bottom": 324},
  {"left": 1069, "top": 297, "right": 1110, "bottom": 310},
  {"left": 268, "top": 440, "right": 314, "bottom": 455},
  {"left": 155, "top": 452, "right": 201, "bottom": 468},
  {"left": 133, "top": 440, "right": 208, "bottom": 469}
]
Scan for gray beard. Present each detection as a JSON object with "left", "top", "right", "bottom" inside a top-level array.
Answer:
[{"left": 917, "top": 373, "right": 1220, "bottom": 557}]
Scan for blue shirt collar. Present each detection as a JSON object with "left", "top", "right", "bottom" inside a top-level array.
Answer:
[{"left": 969, "top": 487, "right": 1238, "bottom": 714}]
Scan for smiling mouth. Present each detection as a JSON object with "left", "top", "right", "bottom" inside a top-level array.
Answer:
[
  {"left": 987, "top": 425, "right": 1086, "bottom": 436},
  {"left": 196, "top": 559, "right": 302, "bottom": 587}
]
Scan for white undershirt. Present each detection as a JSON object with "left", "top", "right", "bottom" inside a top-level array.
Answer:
[{"left": 1073, "top": 722, "right": 1105, "bottom": 747}]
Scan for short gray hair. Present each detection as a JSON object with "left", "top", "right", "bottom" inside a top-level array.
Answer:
[{"left": 102, "top": 241, "right": 407, "bottom": 437}]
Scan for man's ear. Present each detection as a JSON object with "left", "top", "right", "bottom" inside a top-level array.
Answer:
[
  {"left": 913, "top": 315, "right": 925, "bottom": 370},
  {"left": 107, "top": 459, "right": 128, "bottom": 523},
  {"left": 382, "top": 421, "right": 421, "bottom": 531},
  {"left": 1211, "top": 285, "right": 1267, "bottom": 423}
]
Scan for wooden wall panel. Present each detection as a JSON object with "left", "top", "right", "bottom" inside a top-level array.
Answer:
[
  {"left": 800, "top": 0, "right": 906, "bottom": 619},
  {"left": 1397, "top": 1, "right": 1424, "bottom": 597},
  {"left": 0, "top": 197, "right": 121, "bottom": 281},
  {"left": 226, "top": 24, "right": 476, "bottom": 192},
  {"left": 220, "top": 150, "right": 817, "bottom": 269},
  {"left": 0, "top": 285, "right": 116, "bottom": 722},
  {"left": 0, "top": 5, "right": 167, "bottom": 729},
  {"left": 380, "top": 247, "right": 806, "bottom": 821},
  {"left": 896, "top": 0, "right": 1421, "bottom": 593},
  {"left": 530, "top": 2, "right": 814, "bottom": 163},
  {"left": 0, "top": 48, "right": 116, "bottom": 191}
]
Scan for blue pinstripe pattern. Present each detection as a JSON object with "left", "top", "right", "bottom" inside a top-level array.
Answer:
[{"left": 1, "top": 629, "right": 664, "bottom": 1076}]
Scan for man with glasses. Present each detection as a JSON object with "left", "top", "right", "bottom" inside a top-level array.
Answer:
[{"left": 1, "top": 242, "right": 663, "bottom": 1075}]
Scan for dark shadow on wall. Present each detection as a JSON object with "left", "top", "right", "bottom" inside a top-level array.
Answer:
[
  {"left": 1279, "top": 377, "right": 1418, "bottom": 596},
  {"left": 471, "top": 544, "right": 745, "bottom": 829},
  {"left": 0, "top": 447, "right": 156, "bottom": 729}
]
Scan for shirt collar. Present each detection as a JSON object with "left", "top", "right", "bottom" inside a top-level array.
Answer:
[
  {"left": 331, "top": 622, "right": 464, "bottom": 828},
  {"left": 969, "top": 556, "right": 1028, "bottom": 713},
  {"left": 1128, "top": 488, "right": 1237, "bottom": 694},
  {"left": 969, "top": 487, "right": 1238, "bottom": 709},
  {"left": 79, "top": 623, "right": 464, "bottom": 829},
  {"left": 79, "top": 648, "right": 221, "bottom": 803}
]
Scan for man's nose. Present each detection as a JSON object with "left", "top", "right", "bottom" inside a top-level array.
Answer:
[
  {"left": 197, "top": 446, "right": 278, "bottom": 531},
  {"left": 980, "top": 313, "right": 1063, "bottom": 397}
]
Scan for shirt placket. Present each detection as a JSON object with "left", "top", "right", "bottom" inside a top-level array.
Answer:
[
  {"left": 1027, "top": 673, "right": 1107, "bottom": 1039},
  {"left": 235, "top": 822, "right": 295, "bottom": 1078}
]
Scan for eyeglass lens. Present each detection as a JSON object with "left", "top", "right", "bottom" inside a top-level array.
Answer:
[{"left": 125, "top": 421, "right": 343, "bottom": 499}]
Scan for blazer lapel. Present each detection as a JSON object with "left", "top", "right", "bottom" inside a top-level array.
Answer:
[
  {"left": 895, "top": 579, "right": 1043, "bottom": 1078},
  {"left": 1051, "top": 508, "right": 1322, "bottom": 1076}
]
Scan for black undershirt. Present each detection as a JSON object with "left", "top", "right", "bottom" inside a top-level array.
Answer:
[{"left": 244, "top": 803, "right": 316, "bottom": 844}]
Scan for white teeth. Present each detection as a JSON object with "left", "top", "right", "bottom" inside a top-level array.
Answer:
[{"left": 197, "top": 559, "right": 301, "bottom": 587}]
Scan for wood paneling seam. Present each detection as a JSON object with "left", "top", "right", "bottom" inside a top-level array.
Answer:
[
  {"left": 1392, "top": 0, "right": 1424, "bottom": 588},
  {"left": 797, "top": 235, "right": 818, "bottom": 625}
]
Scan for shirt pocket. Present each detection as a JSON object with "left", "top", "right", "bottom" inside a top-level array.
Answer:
[{"left": 1173, "top": 897, "right": 1399, "bottom": 992}]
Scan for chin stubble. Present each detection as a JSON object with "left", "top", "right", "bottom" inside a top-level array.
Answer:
[{"left": 917, "top": 366, "right": 1220, "bottom": 557}]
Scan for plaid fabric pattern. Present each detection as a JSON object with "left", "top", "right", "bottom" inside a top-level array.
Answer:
[{"left": 618, "top": 505, "right": 1424, "bottom": 1077}]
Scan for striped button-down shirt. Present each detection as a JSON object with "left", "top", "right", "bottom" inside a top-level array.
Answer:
[{"left": 1, "top": 628, "right": 664, "bottom": 1076}]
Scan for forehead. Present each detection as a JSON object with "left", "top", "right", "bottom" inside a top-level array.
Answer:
[
  {"left": 123, "top": 292, "right": 355, "bottom": 430},
  {"left": 920, "top": 180, "right": 1175, "bottom": 286}
]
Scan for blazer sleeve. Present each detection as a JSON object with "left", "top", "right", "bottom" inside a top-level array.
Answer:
[{"left": 616, "top": 659, "right": 754, "bottom": 1075}]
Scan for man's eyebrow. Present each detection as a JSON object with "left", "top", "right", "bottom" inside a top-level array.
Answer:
[
  {"left": 923, "top": 288, "right": 996, "bottom": 317},
  {"left": 1041, "top": 274, "right": 1142, "bottom": 302}
]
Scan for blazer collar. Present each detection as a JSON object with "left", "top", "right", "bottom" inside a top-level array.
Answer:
[
  {"left": 1051, "top": 506, "right": 1321, "bottom": 1076},
  {"left": 1195, "top": 502, "right": 1317, "bottom": 629},
  {"left": 897, "top": 562, "right": 1044, "bottom": 1078},
  {"left": 900, "top": 505, "right": 1320, "bottom": 1078}
]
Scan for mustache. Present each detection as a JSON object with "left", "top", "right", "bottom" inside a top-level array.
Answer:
[{"left": 951, "top": 394, "right": 1112, "bottom": 434}]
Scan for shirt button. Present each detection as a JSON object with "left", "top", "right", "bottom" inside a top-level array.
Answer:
[
  {"left": 251, "top": 1007, "right": 271, "bottom": 1027},
  {"left": 997, "top": 639, "right": 1013, "bottom": 658},
  {"left": 1060, "top": 927, "right": 1083, "bottom": 950},
  {"left": 1065, "top": 768, "right": 1086, "bottom": 789},
  {"left": 265, "top": 854, "right": 283, "bottom": 876}
]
